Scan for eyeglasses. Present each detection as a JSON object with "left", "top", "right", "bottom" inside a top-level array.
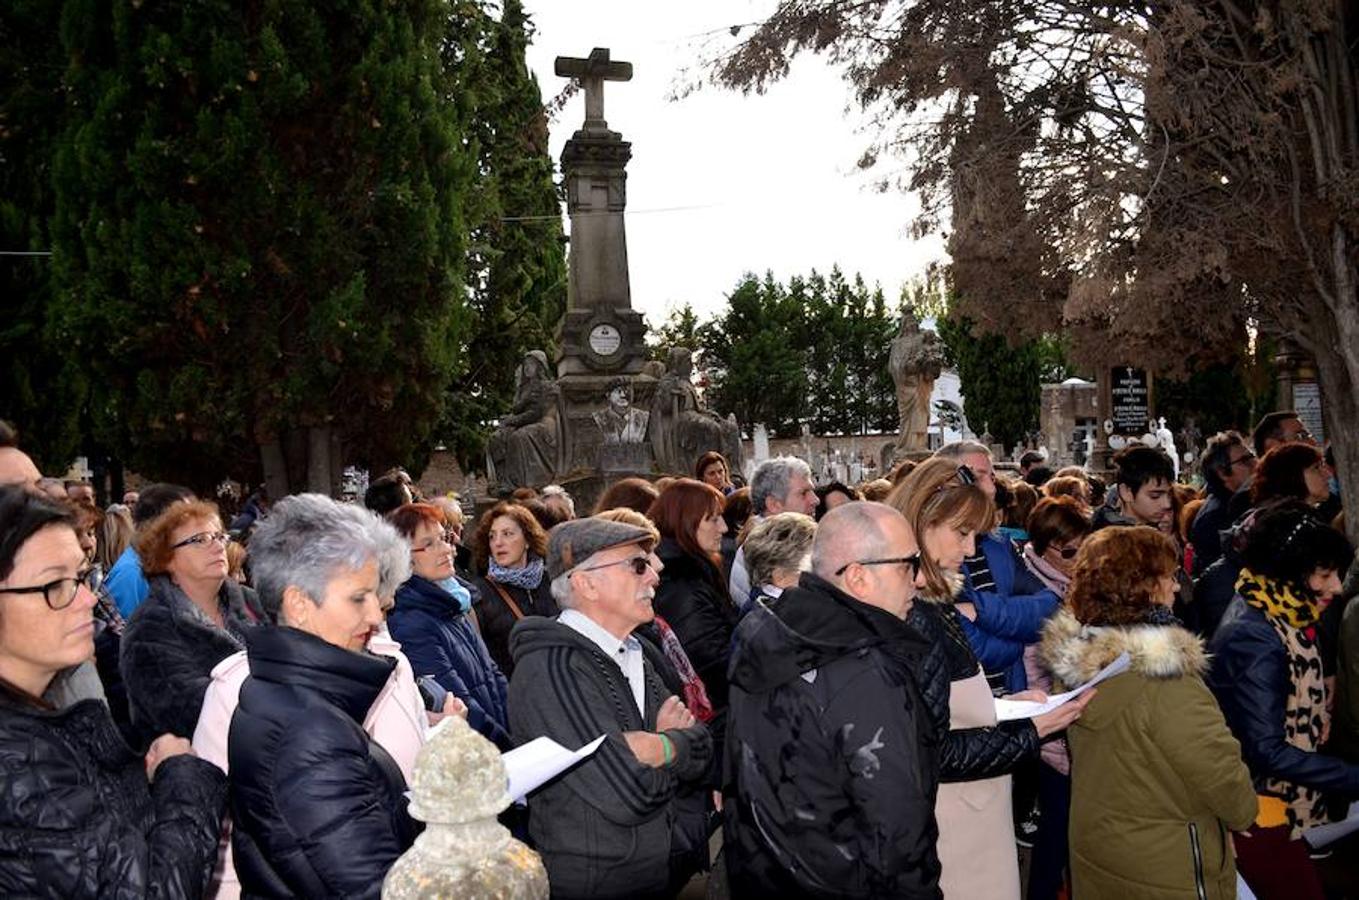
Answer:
[
  {"left": 835, "top": 552, "right": 923, "bottom": 579},
  {"left": 1226, "top": 452, "right": 1256, "bottom": 470},
  {"left": 171, "top": 531, "right": 230, "bottom": 550},
  {"left": 933, "top": 465, "right": 977, "bottom": 495},
  {"left": 578, "top": 555, "right": 655, "bottom": 577},
  {"left": 1056, "top": 545, "right": 1081, "bottom": 560},
  {"left": 411, "top": 532, "right": 455, "bottom": 553},
  {"left": 0, "top": 567, "right": 98, "bottom": 610}
]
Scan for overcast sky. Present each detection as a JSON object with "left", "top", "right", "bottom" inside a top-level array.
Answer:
[{"left": 521, "top": 1, "right": 944, "bottom": 329}]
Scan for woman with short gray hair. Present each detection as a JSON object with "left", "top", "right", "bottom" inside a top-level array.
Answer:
[
  {"left": 224, "top": 494, "right": 419, "bottom": 896},
  {"left": 742, "top": 512, "right": 816, "bottom": 604}
]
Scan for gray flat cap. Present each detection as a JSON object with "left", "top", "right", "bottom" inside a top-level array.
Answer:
[{"left": 547, "top": 517, "right": 655, "bottom": 579}]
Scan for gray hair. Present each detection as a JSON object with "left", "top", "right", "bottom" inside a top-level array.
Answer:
[
  {"left": 372, "top": 515, "right": 412, "bottom": 601},
  {"left": 550, "top": 571, "right": 576, "bottom": 608},
  {"left": 248, "top": 493, "right": 384, "bottom": 621},
  {"left": 810, "top": 502, "right": 900, "bottom": 581},
  {"left": 541, "top": 484, "right": 576, "bottom": 518},
  {"left": 750, "top": 456, "right": 813, "bottom": 516},
  {"left": 935, "top": 440, "right": 992, "bottom": 461},
  {"left": 744, "top": 513, "right": 816, "bottom": 588}
]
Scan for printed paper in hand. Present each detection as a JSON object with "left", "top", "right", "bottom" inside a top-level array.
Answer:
[
  {"left": 503, "top": 734, "right": 607, "bottom": 802},
  {"left": 993, "top": 651, "right": 1131, "bottom": 722}
]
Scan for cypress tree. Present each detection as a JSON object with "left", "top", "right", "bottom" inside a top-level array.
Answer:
[
  {"left": 50, "top": 0, "right": 477, "bottom": 494},
  {"left": 440, "top": 0, "right": 566, "bottom": 470}
]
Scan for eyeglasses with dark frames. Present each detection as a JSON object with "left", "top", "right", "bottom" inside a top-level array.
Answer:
[
  {"left": 835, "top": 552, "right": 923, "bottom": 579},
  {"left": 171, "top": 531, "right": 231, "bottom": 551},
  {"left": 578, "top": 555, "right": 655, "bottom": 577},
  {"left": 1226, "top": 452, "right": 1256, "bottom": 470},
  {"left": 0, "top": 567, "right": 98, "bottom": 611},
  {"left": 1056, "top": 545, "right": 1081, "bottom": 560}
]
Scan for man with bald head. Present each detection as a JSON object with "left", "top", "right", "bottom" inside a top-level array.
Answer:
[{"left": 724, "top": 501, "right": 943, "bottom": 898}]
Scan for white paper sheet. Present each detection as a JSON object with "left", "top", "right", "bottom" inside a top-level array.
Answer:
[
  {"left": 503, "top": 734, "right": 607, "bottom": 802},
  {"left": 1302, "top": 801, "right": 1359, "bottom": 849},
  {"left": 993, "top": 651, "right": 1131, "bottom": 721}
]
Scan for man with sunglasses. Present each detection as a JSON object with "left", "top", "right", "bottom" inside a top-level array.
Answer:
[
  {"left": 507, "top": 517, "right": 713, "bottom": 900},
  {"left": 725, "top": 501, "right": 944, "bottom": 898}
]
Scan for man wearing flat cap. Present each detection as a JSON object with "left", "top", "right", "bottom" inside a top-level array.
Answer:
[{"left": 508, "top": 517, "right": 713, "bottom": 900}]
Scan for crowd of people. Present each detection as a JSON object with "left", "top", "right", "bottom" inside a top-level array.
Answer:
[{"left": 0, "top": 411, "right": 1356, "bottom": 899}]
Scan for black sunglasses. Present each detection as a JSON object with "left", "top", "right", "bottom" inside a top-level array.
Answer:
[
  {"left": 835, "top": 552, "right": 923, "bottom": 579},
  {"left": 1056, "top": 545, "right": 1080, "bottom": 560},
  {"left": 579, "top": 555, "right": 654, "bottom": 577}
]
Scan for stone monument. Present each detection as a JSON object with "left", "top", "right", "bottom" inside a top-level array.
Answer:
[
  {"left": 881, "top": 311, "right": 947, "bottom": 470},
  {"left": 487, "top": 351, "right": 564, "bottom": 491},
  {"left": 382, "top": 716, "right": 548, "bottom": 899},
  {"left": 649, "top": 347, "right": 742, "bottom": 476},
  {"left": 489, "top": 48, "right": 742, "bottom": 500}
]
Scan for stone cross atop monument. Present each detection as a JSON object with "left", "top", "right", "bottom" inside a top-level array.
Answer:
[
  {"left": 553, "top": 47, "right": 646, "bottom": 377},
  {"left": 554, "top": 48, "right": 632, "bottom": 135}
]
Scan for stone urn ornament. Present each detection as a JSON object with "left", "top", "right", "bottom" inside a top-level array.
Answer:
[{"left": 382, "top": 716, "right": 548, "bottom": 899}]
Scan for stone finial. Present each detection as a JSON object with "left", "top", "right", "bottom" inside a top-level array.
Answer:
[{"left": 382, "top": 717, "right": 548, "bottom": 899}]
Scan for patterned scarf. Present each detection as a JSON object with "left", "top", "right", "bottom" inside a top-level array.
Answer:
[
  {"left": 487, "top": 555, "right": 545, "bottom": 590},
  {"left": 1236, "top": 568, "right": 1329, "bottom": 836},
  {"left": 652, "top": 615, "right": 715, "bottom": 723}
]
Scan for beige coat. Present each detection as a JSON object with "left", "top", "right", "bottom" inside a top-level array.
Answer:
[
  {"left": 1041, "top": 609, "right": 1256, "bottom": 899},
  {"left": 935, "top": 666, "right": 1021, "bottom": 899}
]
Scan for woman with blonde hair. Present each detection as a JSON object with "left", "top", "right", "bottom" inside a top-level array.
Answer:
[{"left": 887, "top": 457, "right": 1088, "bottom": 899}]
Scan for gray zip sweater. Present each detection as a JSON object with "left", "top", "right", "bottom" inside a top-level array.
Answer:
[{"left": 508, "top": 616, "right": 712, "bottom": 899}]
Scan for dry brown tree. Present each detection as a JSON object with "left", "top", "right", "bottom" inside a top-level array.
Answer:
[{"left": 704, "top": 0, "right": 1359, "bottom": 539}]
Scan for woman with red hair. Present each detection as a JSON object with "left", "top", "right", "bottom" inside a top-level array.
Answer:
[{"left": 648, "top": 479, "right": 735, "bottom": 716}]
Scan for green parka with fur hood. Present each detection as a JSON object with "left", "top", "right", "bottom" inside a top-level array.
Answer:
[{"left": 1040, "top": 609, "right": 1256, "bottom": 899}]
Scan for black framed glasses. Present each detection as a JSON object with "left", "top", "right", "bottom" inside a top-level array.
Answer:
[
  {"left": 1056, "top": 545, "right": 1081, "bottom": 560},
  {"left": 0, "top": 567, "right": 97, "bottom": 610},
  {"left": 578, "top": 555, "right": 654, "bottom": 577},
  {"left": 1226, "top": 452, "right": 1256, "bottom": 470},
  {"left": 933, "top": 465, "right": 977, "bottom": 495},
  {"left": 835, "top": 552, "right": 923, "bottom": 579},
  {"left": 171, "top": 531, "right": 230, "bottom": 550}
]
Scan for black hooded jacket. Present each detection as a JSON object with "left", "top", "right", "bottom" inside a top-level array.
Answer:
[
  {"left": 228, "top": 627, "right": 417, "bottom": 899},
  {"left": 723, "top": 574, "right": 943, "bottom": 899},
  {"left": 0, "top": 689, "right": 226, "bottom": 898}
]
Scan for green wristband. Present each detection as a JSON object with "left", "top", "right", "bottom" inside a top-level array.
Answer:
[{"left": 659, "top": 733, "right": 674, "bottom": 766}]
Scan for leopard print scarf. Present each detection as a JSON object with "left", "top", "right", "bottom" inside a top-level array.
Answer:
[{"left": 1236, "top": 569, "right": 1328, "bottom": 836}]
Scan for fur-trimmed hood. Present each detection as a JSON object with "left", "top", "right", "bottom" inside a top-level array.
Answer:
[
  {"left": 1040, "top": 607, "right": 1208, "bottom": 690},
  {"left": 914, "top": 569, "right": 966, "bottom": 606}
]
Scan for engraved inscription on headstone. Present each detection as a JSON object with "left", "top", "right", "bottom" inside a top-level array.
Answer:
[
  {"left": 1110, "top": 367, "right": 1150, "bottom": 435},
  {"left": 1293, "top": 382, "right": 1325, "bottom": 444}
]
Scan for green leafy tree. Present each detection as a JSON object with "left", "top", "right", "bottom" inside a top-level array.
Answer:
[
  {"left": 647, "top": 302, "right": 702, "bottom": 363},
  {"left": 699, "top": 273, "right": 808, "bottom": 437},
  {"left": 48, "top": 0, "right": 479, "bottom": 495},
  {"left": 934, "top": 315, "right": 1042, "bottom": 452},
  {"left": 801, "top": 269, "right": 896, "bottom": 434},
  {"left": 0, "top": 1, "right": 85, "bottom": 470},
  {"left": 439, "top": 0, "right": 566, "bottom": 470}
]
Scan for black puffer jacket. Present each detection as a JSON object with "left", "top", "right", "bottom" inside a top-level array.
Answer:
[
  {"left": 653, "top": 537, "right": 738, "bottom": 711},
  {"left": 724, "top": 574, "right": 942, "bottom": 898},
  {"left": 120, "top": 574, "right": 263, "bottom": 749},
  {"left": 0, "top": 691, "right": 227, "bottom": 898},
  {"left": 907, "top": 600, "right": 1039, "bottom": 780},
  {"left": 228, "top": 627, "right": 418, "bottom": 898},
  {"left": 1208, "top": 597, "right": 1359, "bottom": 797}
]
